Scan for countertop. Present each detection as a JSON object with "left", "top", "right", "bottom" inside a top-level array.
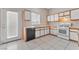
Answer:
[
  {"left": 24, "top": 25, "right": 58, "bottom": 30},
  {"left": 69, "top": 27, "right": 79, "bottom": 30},
  {"left": 24, "top": 25, "right": 79, "bottom": 31},
  {"left": 24, "top": 25, "right": 50, "bottom": 29},
  {"left": 69, "top": 27, "right": 79, "bottom": 33},
  {"left": 49, "top": 26, "right": 58, "bottom": 30}
]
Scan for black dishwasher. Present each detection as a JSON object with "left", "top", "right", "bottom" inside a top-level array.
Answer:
[{"left": 26, "top": 28, "right": 35, "bottom": 41}]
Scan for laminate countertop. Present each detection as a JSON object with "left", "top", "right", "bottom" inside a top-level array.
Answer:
[
  {"left": 24, "top": 25, "right": 50, "bottom": 29},
  {"left": 69, "top": 27, "right": 79, "bottom": 30},
  {"left": 69, "top": 27, "right": 79, "bottom": 33}
]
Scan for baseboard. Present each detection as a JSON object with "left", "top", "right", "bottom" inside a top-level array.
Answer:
[{"left": 0, "top": 39, "right": 21, "bottom": 45}]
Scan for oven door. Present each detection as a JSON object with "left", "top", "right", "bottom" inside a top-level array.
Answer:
[{"left": 58, "top": 27, "right": 70, "bottom": 40}]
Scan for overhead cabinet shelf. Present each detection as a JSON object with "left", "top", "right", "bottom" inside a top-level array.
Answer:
[{"left": 59, "top": 13, "right": 63, "bottom": 17}]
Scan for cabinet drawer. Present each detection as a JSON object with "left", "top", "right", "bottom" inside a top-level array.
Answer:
[
  {"left": 71, "top": 9, "right": 79, "bottom": 19},
  {"left": 45, "top": 29, "right": 49, "bottom": 34}
]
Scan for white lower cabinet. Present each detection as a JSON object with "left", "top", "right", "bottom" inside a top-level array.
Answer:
[
  {"left": 54, "top": 30, "right": 58, "bottom": 35},
  {"left": 41, "top": 29, "right": 45, "bottom": 36},
  {"left": 45, "top": 29, "right": 49, "bottom": 35},
  {"left": 70, "top": 31, "right": 78, "bottom": 41},
  {"left": 35, "top": 27, "right": 49, "bottom": 38},
  {"left": 50, "top": 30, "right": 54, "bottom": 34},
  {"left": 51, "top": 29, "right": 58, "bottom": 35},
  {"left": 35, "top": 30, "right": 40, "bottom": 38}
]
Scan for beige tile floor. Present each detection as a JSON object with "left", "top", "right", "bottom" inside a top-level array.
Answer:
[{"left": 0, "top": 35, "right": 79, "bottom": 50}]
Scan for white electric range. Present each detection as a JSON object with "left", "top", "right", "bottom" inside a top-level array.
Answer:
[{"left": 58, "top": 23, "right": 71, "bottom": 40}]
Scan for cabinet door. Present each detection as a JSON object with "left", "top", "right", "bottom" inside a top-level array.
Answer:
[
  {"left": 50, "top": 30, "right": 54, "bottom": 34},
  {"left": 59, "top": 13, "right": 63, "bottom": 17},
  {"left": 64, "top": 16, "right": 70, "bottom": 19},
  {"left": 54, "top": 30, "right": 58, "bottom": 35},
  {"left": 35, "top": 30, "right": 40, "bottom": 38},
  {"left": 51, "top": 29, "right": 58, "bottom": 35},
  {"left": 70, "top": 31, "right": 78, "bottom": 41},
  {"left": 64, "top": 11, "right": 70, "bottom": 16},
  {"left": 41, "top": 29, "right": 45, "bottom": 36},
  {"left": 45, "top": 29, "right": 49, "bottom": 34},
  {"left": 71, "top": 9, "right": 79, "bottom": 19},
  {"left": 70, "top": 32, "right": 74, "bottom": 40}
]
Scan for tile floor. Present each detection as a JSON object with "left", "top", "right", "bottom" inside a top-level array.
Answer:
[{"left": 0, "top": 35, "right": 79, "bottom": 50}]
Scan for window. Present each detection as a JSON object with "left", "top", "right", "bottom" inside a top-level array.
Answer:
[
  {"left": 51, "top": 15, "right": 55, "bottom": 21},
  {"left": 48, "top": 16, "right": 51, "bottom": 21},
  {"left": 48, "top": 15, "right": 54, "bottom": 21},
  {"left": 31, "top": 12, "right": 40, "bottom": 25},
  {"left": 7, "top": 11, "right": 18, "bottom": 38},
  {"left": 54, "top": 14, "right": 58, "bottom": 21}
]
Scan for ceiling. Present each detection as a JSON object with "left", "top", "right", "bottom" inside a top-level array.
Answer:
[
  {"left": 25, "top": 8, "right": 76, "bottom": 15},
  {"left": 48, "top": 8, "right": 75, "bottom": 14}
]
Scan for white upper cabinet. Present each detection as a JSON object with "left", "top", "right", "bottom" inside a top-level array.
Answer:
[
  {"left": 54, "top": 14, "right": 58, "bottom": 21},
  {"left": 64, "top": 16, "right": 70, "bottom": 19},
  {"left": 25, "top": 11, "right": 31, "bottom": 21},
  {"left": 59, "top": 13, "right": 63, "bottom": 17},
  {"left": 71, "top": 9, "right": 79, "bottom": 19},
  {"left": 64, "top": 11, "right": 70, "bottom": 16}
]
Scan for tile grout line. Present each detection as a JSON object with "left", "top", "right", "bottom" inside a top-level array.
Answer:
[{"left": 64, "top": 42, "right": 70, "bottom": 50}]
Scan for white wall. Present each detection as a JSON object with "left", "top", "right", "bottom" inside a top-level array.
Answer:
[
  {"left": 26, "top": 8, "right": 48, "bottom": 16},
  {"left": 0, "top": 9, "right": 1, "bottom": 43},
  {"left": 0, "top": 8, "right": 48, "bottom": 43},
  {"left": 25, "top": 8, "right": 48, "bottom": 26}
]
